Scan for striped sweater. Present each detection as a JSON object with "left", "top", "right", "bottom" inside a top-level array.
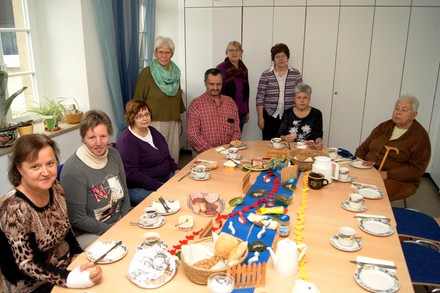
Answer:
[{"left": 256, "top": 67, "right": 303, "bottom": 116}]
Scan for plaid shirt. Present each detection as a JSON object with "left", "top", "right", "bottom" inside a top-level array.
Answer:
[{"left": 186, "top": 93, "right": 241, "bottom": 153}]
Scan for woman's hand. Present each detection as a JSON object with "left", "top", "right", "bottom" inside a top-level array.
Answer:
[
  {"left": 282, "top": 133, "right": 297, "bottom": 143},
  {"left": 258, "top": 117, "right": 264, "bottom": 130},
  {"left": 314, "top": 138, "right": 323, "bottom": 150},
  {"left": 80, "top": 262, "right": 103, "bottom": 284}
]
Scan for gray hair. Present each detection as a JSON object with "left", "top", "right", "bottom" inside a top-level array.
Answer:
[
  {"left": 397, "top": 94, "right": 419, "bottom": 112},
  {"left": 154, "top": 36, "right": 175, "bottom": 55},
  {"left": 294, "top": 83, "right": 312, "bottom": 96}
]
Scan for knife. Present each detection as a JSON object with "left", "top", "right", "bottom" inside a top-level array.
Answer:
[
  {"left": 350, "top": 260, "right": 397, "bottom": 270},
  {"left": 177, "top": 171, "right": 191, "bottom": 182},
  {"left": 93, "top": 241, "right": 123, "bottom": 264},
  {"left": 353, "top": 216, "right": 391, "bottom": 221},
  {"left": 158, "top": 196, "right": 170, "bottom": 213}
]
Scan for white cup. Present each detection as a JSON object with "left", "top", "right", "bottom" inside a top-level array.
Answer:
[
  {"left": 228, "top": 147, "right": 239, "bottom": 154},
  {"left": 338, "top": 227, "right": 356, "bottom": 247},
  {"left": 143, "top": 231, "right": 160, "bottom": 246},
  {"left": 339, "top": 167, "right": 350, "bottom": 180},
  {"left": 328, "top": 147, "right": 338, "bottom": 159},
  {"left": 193, "top": 164, "right": 207, "bottom": 179},
  {"left": 141, "top": 207, "right": 159, "bottom": 225},
  {"left": 227, "top": 153, "right": 238, "bottom": 159},
  {"left": 271, "top": 137, "right": 282, "bottom": 148},
  {"left": 348, "top": 193, "right": 364, "bottom": 210}
]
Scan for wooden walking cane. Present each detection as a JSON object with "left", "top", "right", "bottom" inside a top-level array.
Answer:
[{"left": 378, "top": 145, "right": 399, "bottom": 172}]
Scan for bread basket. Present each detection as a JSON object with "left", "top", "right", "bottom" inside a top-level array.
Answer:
[
  {"left": 180, "top": 237, "right": 248, "bottom": 285},
  {"left": 289, "top": 149, "right": 326, "bottom": 171}
]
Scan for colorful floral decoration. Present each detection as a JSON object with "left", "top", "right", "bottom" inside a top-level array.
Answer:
[{"left": 296, "top": 171, "right": 310, "bottom": 280}]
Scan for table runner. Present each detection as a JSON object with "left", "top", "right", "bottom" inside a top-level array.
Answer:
[{"left": 219, "top": 169, "right": 300, "bottom": 292}]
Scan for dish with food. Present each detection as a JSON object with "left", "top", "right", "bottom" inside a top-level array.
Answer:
[
  {"left": 187, "top": 191, "right": 225, "bottom": 216},
  {"left": 87, "top": 240, "right": 128, "bottom": 264},
  {"left": 241, "top": 157, "right": 271, "bottom": 171},
  {"left": 228, "top": 140, "right": 248, "bottom": 150},
  {"left": 358, "top": 218, "right": 394, "bottom": 236},
  {"left": 190, "top": 159, "right": 218, "bottom": 170},
  {"left": 354, "top": 265, "right": 400, "bottom": 292}
]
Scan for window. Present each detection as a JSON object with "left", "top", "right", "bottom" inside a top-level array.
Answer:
[{"left": 0, "top": 0, "right": 37, "bottom": 122}]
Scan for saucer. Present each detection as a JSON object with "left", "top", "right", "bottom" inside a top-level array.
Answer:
[
  {"left": 341, "top": 200, "right": 367, "bottom": 212},
  {"left": 329, "top": 235, "right": 362, "bottom": 252},
  {"left": 357, "top": 188, "right": 384, "bottom": 200},
  {"left": 358, "top": 218, "right": 394, "bottom": 236},
  {"left": 268, "top": 143, "right": 288, "bottom": 149},
  {"left": 225, "top": 154, "right": 243, "bottom": 160},
  {"left": 138, "top": 216, "right": 166, "bottom": 229},
  {"left": 190, "top": 173, "right": 212, "bottom": 181},
  {"left": 334, "top": 176, "right": 355, "bottom": 183}
]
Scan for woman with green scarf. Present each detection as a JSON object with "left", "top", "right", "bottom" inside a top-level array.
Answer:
[{"left": 133, "top": 36, "right": 185, "bottom": 163}]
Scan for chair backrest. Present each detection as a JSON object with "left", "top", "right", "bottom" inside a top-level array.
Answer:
[
  {"left": 392, "top": 207, "right": 440, "bottom": 244},
  {"left": 57, "top": 164, "right": 64, "bottom": 181}
]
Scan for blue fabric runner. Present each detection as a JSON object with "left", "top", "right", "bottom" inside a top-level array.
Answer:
[{"left": 219, "top": 169, "right": 300, "bottom": 293}]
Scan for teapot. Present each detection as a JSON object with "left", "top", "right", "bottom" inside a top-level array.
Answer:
[
  {"left": 267, "top": 238, "right": 307, "bottom": 277},
  {"left": 312, "top": 156, "right": 339, "bottom": 183}
]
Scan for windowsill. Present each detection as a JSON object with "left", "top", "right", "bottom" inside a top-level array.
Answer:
[{"left": 0, "top": 122, "right": 80, "bottom": 157}]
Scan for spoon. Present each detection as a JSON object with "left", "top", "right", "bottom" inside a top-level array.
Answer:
[{"left": 174, "top": 219, "right": 189, "bottom": 227}]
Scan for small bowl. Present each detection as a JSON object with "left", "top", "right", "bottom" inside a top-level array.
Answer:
[{"left": 178, "top": 215, "right": 194, "bottom": 231}]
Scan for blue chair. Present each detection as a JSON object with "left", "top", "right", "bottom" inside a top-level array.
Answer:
[
  {"left": 392, "top": 207, "right": 440, "bottom": 244},
  {"left": 401, "top": 240, "right": 440, "bottom": 291},
  {"left": 57, "top": 164, "right": 64, "bottom": 181}
]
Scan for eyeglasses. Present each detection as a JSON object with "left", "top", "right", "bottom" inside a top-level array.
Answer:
[
  {"left": 135, "top": 113, "right": 151, "bottom": 120},
  {"left": 228, "top": 49, "right": 241, "bottom": 53},
  {"left": 275, "top": 54, "right": 287, "bottom": 60},
  {"left": 156, "top": 50, "right": 172, "bottom": 56}
]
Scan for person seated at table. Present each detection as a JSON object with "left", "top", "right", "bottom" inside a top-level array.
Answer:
[
  {"left": 355, "top": 94, "right": 431, "bottom": 201},
  {"left": 0, "top": 134, "right": 102, "bottom": 292},
  {"left": 115, "top": 99, "right": 180, "bottom": 206},
  {"left": 186, "top": 68, "right": 241, "bottom": 153},
  {"left": 278, "top": 83, "right": 323, "bottom": 149},
  {"left": 60, "top": 110, "right": 131, "bottom": 249}
]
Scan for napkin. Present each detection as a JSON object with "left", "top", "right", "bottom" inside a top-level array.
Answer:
[
  {"left": 357, "top": 256, "right": 396, "bottom": 272},
  {"left": 88, "top": 241, "right": 125, "bottom": 260},
  {"left": 352, "top": 182, "right": 379, "bottom": 189},
  {"left": 292, "top": 280, "right": 320, "bottom": 293},
  {"left": 215, "top": 146, "right": 226, "bottom": 152},
  {"left": 150, "top": 200, "right": 180, "bottom": 214}
]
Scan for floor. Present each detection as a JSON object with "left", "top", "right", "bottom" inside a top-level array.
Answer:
[{"left": 178, "top": 150, "right": 440, "bottom": 292}]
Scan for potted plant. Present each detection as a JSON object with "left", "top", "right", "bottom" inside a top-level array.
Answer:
[
  {"left": 28, "top": 97, "right": 66, "bottom": 132},
  {"left": 17, "top": 119, "right": 34, "bottom": 136},
  {"left": 63, "top": 97, "right": 83, "bottom": 124},
  {"left": 0, "top": 63, "right": 27, "bottom": 147}
]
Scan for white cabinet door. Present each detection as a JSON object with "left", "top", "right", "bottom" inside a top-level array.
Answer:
[
  {"left": 362, "top": 7, "right": 410, "bottom": 141},
  {"left": 185, "top": 0, "right": 212, "bottom": 7},
  {"left": 302, "top": 7, "right": 339, "bottom": 146},
  {"left": 329, "top": 7, "right": 374, "bottom": 153},
  {"left": 242, "top": 6, "right": 274, "bottom": 141}
]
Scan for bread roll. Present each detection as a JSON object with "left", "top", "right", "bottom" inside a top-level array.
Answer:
[
  {"left": 227, "top": 241, "right": 248, "bottom": 266},
  {"left": 215, "top": 232, "right": 239, "bottom": 259}
]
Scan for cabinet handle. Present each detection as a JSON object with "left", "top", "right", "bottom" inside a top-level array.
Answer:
[{"left": 334, "top": 92, "right": 338, "bottom": 95}]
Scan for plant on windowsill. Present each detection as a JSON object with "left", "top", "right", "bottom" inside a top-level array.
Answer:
[
  {"left": 28, "top": 97, "right": 67, "bottom": 132},
  {"left": 17, "top": 119, "right": 34, "bottom": 136},
  {"left": 0, "top": 63, "right": 28, "bottom": 147},
  {"left": 63, "top": 97, "right": 83, "bottom": 124}
]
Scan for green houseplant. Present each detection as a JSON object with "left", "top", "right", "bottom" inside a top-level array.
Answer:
[
  {"left": 28, "top": 97, "right": 67, "bottom": 132},
  {"left": 0, "top": 63, "right": 27, "bottom": 147}
]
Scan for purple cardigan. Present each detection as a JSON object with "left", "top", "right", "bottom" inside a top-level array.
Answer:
[{"left": 115, "top": 126, "right": 179, "bottom": 190}]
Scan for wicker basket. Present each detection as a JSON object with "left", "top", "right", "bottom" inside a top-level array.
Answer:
[
  {"left": 180, "top": 237, "right": 248, "bottom": 285},
  {"left": 64, "top": 112, "right": 83, "bottom": 124},
  {"left": 289, "top": 149, "right": 326, "bottom": 171}
]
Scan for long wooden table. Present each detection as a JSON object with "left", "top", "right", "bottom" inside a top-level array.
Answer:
[{"left": 53, "top": 141, "right": 413, "bottom": 292}]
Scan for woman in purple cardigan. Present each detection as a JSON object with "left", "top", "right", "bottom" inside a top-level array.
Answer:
[{"left": 115, "top": 100, "right": 180, "bottom": 206}]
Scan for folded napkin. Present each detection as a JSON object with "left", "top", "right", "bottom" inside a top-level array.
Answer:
[
  {"left": 351, "top": 182, "right": 379, "bottom": 189},
  {"left": 357, "top": 256, "right": 396, "bottom": 272},
  {"left": 215, "top": 146, "right": 226, "bottom": 152},
  {"left": 292, "top": 280, "right": 320, "bottom": 293},
  {"left": 355, "top": 213, "right": 386, "bottom": 220},
  {"left": 150, "top": 200, "right": 180, "bottom": 214},
  {"left": 88, "top": 241, "right": 125, "bottom": 260}
]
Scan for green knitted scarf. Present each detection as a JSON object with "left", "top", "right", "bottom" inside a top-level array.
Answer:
[{"left": 150, "top": 59, "right": 181, "bottom": 96}]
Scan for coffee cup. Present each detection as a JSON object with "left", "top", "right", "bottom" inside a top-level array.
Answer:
[
  {"left": 271, "top": 137, "right": 282, "bottom": 148},
  {"left": 141, "top": 207, "right": 159, "bottom": 225},
  {"left": 328, "top": 147, "right": 338, "bottom": 159},
  {"left": 339, "top": 167, "right": 350, "bottom": 180},
  {"left": 193, "top": 164, "right": 207, "bottom": 179},
  {"left": 228, "top": 147, "right": 239, "bottom": 154},
  {"left": 348, "top": 193, "right": 364, "bottom": 210},
  {"left": 227, "top": 153, "right": 239, "bottom": 159},
  {"left": 143, "top": 231, "right": 160, "bottom": 246},
  {"left": 308, "top": 172, "right": 329, "bottom": 190},
  {"left": 338, "top": 227, "right": 356, "bottom": 247}
]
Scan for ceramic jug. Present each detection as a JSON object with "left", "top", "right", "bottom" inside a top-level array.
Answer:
[
  {"left": 312, "top": 156, "right": 339, "bottom": 184},
  {"left": 267, "top": 238, "right": 307, "bottom": 277}
]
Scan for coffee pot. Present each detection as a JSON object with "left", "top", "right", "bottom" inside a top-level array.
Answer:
[
  {"left": 312, "top": 156, "right": 339, "bottom": 183},
  {"left": 267, "top": 238, "right": 307, "bottom": 277}
]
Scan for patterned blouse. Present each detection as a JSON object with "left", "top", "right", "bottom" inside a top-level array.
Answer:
[{"left": 278, "top": 107, "right": 323, "bottom": 141}]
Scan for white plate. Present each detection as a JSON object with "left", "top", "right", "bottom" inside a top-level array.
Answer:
[
  {"left": 126, "top": 246, "right": 177, "bottom": 288},
  {"left": 138, "top": 216, "right": 166, "bottom": 229},
  {"left": 329, "top": 235, "right": 362, "bottom": 252},
  {"left": 341, "top": 200, "right": 368, "bottom": 212},
  {"left": 354, "top": 266, "right": 400, "bottom": 292},
  {"left": 334, "top": 176, "right": 355, "bottom": 183},
  {"left": 87, "top": 240, "right": 128, "bottom": 264},
  {"left": 358, "top": 218, "right": 394, "bottom": 236},
  {"left": 190, "top": 173, "right": 212, "bottom": 181},
  {"left": 350, "top": 161, "right": 372, "bottom": 169},
  {"left": 149, "top": 200, "right": 180, "bottom": 215},
  {"left": 357, "top": 188, "right": 384, "bottom": 200}
]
